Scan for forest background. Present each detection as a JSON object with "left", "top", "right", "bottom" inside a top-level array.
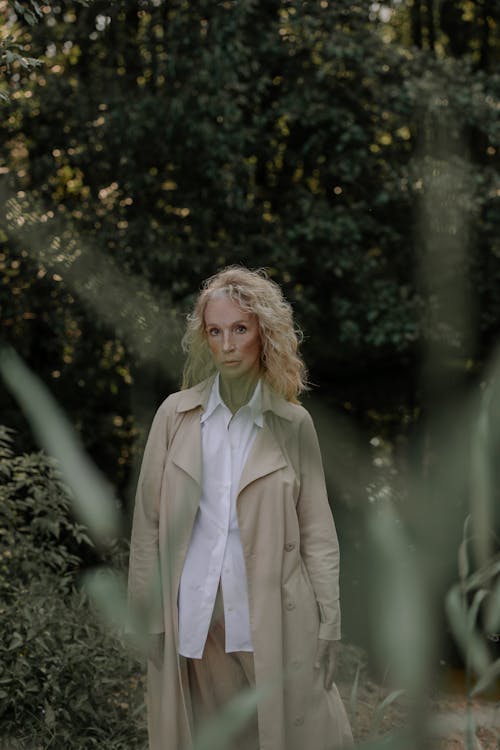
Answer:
[{"left": 1, "top": 1, "right": 500, "bottom": 748}]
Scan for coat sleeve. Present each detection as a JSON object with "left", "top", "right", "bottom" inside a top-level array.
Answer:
[
  {"left": 127, "top": 402, "right": 169, "bottom": 634},
  {"left": 296, "top": 410, "right": 341, "bottom": 641}
]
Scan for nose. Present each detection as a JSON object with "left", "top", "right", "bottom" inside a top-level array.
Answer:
[{"left": 222, "top": 331, "right": 235, "bottom": 352}]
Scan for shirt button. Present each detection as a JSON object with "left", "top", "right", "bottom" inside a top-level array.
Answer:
[
  {"left": 285, "top": 601, "right": 295, "bottom": 611},
  {"left": 293, "top": 716, "right": 304, "bottom": 726},
  {"left": 284, "top": 542, "right": 296, "bottom": 551}
]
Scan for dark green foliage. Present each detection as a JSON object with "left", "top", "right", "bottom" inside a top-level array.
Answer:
[
  {"left": 0, "top": 426, "right": 90, "bottom": 599},
  {"left": 0, "top": 580, "right": 146, "bottom": 750},
  {"left": 1, "top": 0, "right": 500, "bottom": 482},
  {"left": 0, "top": 429, "right": 146, "bottom": 749}
]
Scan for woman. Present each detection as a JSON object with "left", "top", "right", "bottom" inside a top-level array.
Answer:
[{"left": 128, "top": 267, "right": 353, "bottom": 750}]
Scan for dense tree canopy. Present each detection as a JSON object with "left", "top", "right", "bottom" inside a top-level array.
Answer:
[{"left": 1, "top": 0, "right": 500, "bottom": 493}]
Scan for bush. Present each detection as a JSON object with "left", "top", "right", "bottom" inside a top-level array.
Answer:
[
  {"left": 0, "top": 425, "right": 90, "bottom": 600},
  {"left": 0, "top": 428, "right": 147, "bottom": 749},
  {"left": 0, "top": 578, "right": 146, "bottom": 750}
]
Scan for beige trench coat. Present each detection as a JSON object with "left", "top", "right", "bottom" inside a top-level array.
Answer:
[{"left": 128, "top": 377, "right": 353, "bottom": 750}]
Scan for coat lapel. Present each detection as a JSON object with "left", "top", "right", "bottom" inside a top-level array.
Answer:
[
  {"left": 237, "top": 380, "right": 295, "bottom": 494},
  {"left": 238, "top": 420, "right": 288, "bottom": 494},
  {"left": 169, "top": 410, "right": 203, "bottom": 485},
  {"left": 168, "top": 376, "right": 214, "bottom": 486}
]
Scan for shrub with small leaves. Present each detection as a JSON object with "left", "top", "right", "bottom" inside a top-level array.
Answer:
[
  {"left": 0, "top": 426, "right": 91, "bottom": 600},
  {"left": 0, "top": 577, "right": 147, "bottom": 749},
  {"left": 0, "top": 427, "right": 147, "bottom": 749}
]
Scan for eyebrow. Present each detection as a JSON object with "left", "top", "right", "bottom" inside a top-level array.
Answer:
[{"left": 204, "top": 319, "right": 250, "bottom": 327}]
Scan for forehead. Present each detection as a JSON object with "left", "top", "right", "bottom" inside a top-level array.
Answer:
[{"left": 204, "top": 295, "right": 255, "bottom": 324}]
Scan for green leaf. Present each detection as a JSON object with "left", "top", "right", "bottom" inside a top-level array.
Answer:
[
  {"left": 349, "top": 662, "right": 361, "bottom": 735},
  {"left": 8, "top": 632, "right": 23, "bottom": 650},
  {"left": 484, "top": 576, "right": 500, "bottom": 633},
  {"left": 82, "top": 568, "right": 132, "bottom": 633},
  {"left": 44, "top": 701, "right": 56, "bottom": 727},
  {"left": 458, "top": 538, "right": 469, "bottom": 582},
  {"left": 467, "top": 588, "right": 489, "bottom": 632},
  {"left": 445, "top": 586, "right": 491, "bottom": 676},
  {"left": 470, "top": 658, "right": 500, "bottom": 697},
  {"left": 370, "top": 689, "right": 406, "bottom": 735}
]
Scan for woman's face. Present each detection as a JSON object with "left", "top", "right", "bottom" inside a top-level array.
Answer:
[{"left": 204, "top": 295, "right": 261, "bottom": 380}]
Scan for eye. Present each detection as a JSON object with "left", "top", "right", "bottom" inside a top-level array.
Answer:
[
  {"left": 235, "top": 325, "right": 247, "bottom": 334},
  {"left": 207, "top": 327, "right": 220, "bottom": 337}
]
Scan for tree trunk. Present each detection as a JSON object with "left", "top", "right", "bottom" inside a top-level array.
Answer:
[
  {"left": 478, "top": 0, "right": 491, "bottom": 70},
  {"left": 426, "top": 0, "right": 435, "bottom": 51},
  {"left": 411, "top": 0, "right": 423, "bottom": 48}
]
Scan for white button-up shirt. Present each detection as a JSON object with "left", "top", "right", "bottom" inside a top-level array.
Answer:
[{"left": 178, "top": 375, "right": 263, "bottom": 658}]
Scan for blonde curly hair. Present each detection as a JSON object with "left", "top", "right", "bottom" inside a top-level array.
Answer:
[{"left": 181, "top": 266, "right": 308, "bottom": 402}]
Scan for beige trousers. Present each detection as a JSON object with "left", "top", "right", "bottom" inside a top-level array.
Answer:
[{"left": 184, "top": 587, "right": 259, "bottom": 750}]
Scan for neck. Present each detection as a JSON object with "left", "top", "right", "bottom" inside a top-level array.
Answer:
[{"left": 219, "top": 371, "right": 259, "bottom": 414}]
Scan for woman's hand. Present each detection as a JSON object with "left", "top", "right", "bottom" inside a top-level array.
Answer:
[{"left": 314, "top": 638, "right": 337, "bottom": 689}]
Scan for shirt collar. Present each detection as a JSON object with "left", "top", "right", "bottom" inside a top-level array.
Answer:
[
  {"left": 200, "top": 373, "right": 264, "bottom": 428},
  {"left": 177, "top": 373, "right": 294, "bottom": 422},
  {"left": 200, "top": 373, "right": 223, "bottom": 424}
]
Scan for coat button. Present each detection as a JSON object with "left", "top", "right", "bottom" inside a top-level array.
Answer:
[
  {"left": 284, "top": 542, "right": 296, "bottom": 551},
  {"left": 285, "top": 600, "right": 295, "bottom": 610},
  {"left": 294, "top": 716, "right": 304, "bottom": 726}
]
